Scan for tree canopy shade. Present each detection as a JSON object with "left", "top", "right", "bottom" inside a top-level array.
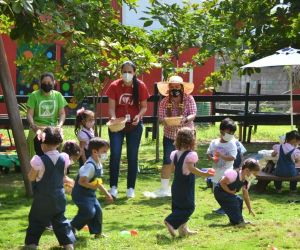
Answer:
[
  {"left": 0, "top": 0, "right": 156, "bottom": 196},
  {"left": 143, "top": 0, "right": 300, "bottom": 87}
]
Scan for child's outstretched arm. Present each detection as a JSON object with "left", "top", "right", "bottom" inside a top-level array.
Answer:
[
  {"left": 187, "top": 163, "right": 214, "bottom": 177},
  {"left": 98, "top": 184, "right": 114, "bottom": 203},
  {"left": 242, "top": 187, "right": 255, "bottom": 217},
  {"left": 220, "top": 177, "right": 236, "bottom": 195}
]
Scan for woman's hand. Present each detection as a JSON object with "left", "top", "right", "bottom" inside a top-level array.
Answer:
[
  {"left": 180, "top": 117, "right": 188, "bottom": 125},
  {"left": 132, "top": 115, "right": 140, "bottom": 125}
]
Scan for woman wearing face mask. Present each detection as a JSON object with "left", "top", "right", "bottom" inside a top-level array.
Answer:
[
  {"left": 27, "top": 72, "right": 68, "bottom": 159},
  {"left": 105, "top": 61, "right": 149, "bottom": 198},
  {"left": 147, "top": 75, "right": 197, "bottom": 198}
]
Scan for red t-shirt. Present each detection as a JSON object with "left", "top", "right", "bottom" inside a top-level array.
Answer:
[{"left": 106, "top": 79, "right": 150, "bottom": 119}]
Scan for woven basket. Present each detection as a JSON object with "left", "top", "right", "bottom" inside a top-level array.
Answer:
[
  {"left": 164, "top": 116, "right": 183, "bottom": 126},
  {"left": 107, "top": 117, "right": 127, "bottom": 132}
]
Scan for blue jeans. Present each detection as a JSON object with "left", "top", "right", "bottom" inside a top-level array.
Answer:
[
  {"left": 108, "top": 122, "right": 143, "bottom": 189},
  {"left": 163, "top": 136, "right": 175, "bottom": 165}
]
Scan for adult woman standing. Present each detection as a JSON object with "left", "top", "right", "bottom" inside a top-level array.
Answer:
[
  {"left": 27, "top": 72, "right": 68, "bottom": 158},
  {"left": 106, "top": 61, "right": 149, "bottom": 198},
  {"left": 149, "top": 75, "right": 197, "bottom": 198}
]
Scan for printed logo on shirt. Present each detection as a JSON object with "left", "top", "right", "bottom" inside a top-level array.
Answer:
[
  {"left": 39, "top": 100, "right": 56, "bottom": 117},
  {"left": 119, "top": 93, "right": 133, "bottom": 106}
]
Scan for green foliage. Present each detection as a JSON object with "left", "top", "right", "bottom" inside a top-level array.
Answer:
[{"left": 142, "top": 1, "right": 201, "bottom": 80}]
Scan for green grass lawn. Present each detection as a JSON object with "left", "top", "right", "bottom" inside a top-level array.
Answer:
[{"left": 1, "top": 124, "right": 300, "bottom": 249}]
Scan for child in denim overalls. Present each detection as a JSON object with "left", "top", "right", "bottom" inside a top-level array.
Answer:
[
  {"left": 272, "top": 130, "right": 300, "bottom": 193},
  {"left": 75, "top": 108, "right": 95, "bottom": 166},
  {"left": 71, "top": 137, "right": 113, "bottom": 238},
  {"left": 214, "top": 159, "right": 260, "bottom": 226},
  {"left": 164, "top": 127, "right": 214, "bottom": 237},
  {"left": 25, "top": 127, "right": 75, "bottom": 250}
]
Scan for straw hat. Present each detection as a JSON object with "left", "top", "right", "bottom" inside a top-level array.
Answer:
[
  {"left": 157, "top": 75, "right": 194, "bottom": 96},
  {"left": 106, "top": 117, "right": 127, "bottom": 132}
]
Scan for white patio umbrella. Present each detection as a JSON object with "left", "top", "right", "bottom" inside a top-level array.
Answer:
[{"left": 241, "top": 47, "right": 300, "bottom": 128}]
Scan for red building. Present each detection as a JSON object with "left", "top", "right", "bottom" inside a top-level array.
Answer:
[{"left": 0, "top": 0, "right": 215, "bottom": 116}]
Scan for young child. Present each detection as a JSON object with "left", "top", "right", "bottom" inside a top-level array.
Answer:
[
  {"left": 214, "top": 158, "right": 260, "bottom": 226},
  {"left": 164, "top": 127, "right": 214, "bottom": 237},
  {"left": 207, "top": 118, "right": 238, "bottom": 215},
  {"left": 25, "top": 127, "right": 75, "bottom": 250},
  {"left": 272, "top": 130, "right": 300, "bottom": 193},
  {"left": 75, "top": 107, "right": 95, "bottom": 166},
  {"left": 62, "top": 140, "right": 81, "bottom": 192},
  {"left": 71, "top": 137, "right": 113, "bottom": 238}
]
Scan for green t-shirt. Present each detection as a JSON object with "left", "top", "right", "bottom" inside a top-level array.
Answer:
[{"left": 26, "top": 90, "right": 68, "bottom": 126}]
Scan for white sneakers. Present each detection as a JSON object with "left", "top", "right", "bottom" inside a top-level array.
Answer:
[
  {"left": 127, "top": 188, "right": 135, "bottom": 198},
  {"left": 109, "top": 186, "right": 118, "bottom": 198},
  {"left": 109, "top": 186, "right": 135, "bottom": 198},
  {"left": 143, "top": 187, "right": 171, "bottom": 198}
]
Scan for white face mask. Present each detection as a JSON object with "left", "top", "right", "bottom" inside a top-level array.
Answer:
[
  {"left": 122, "top": 73, "right": 133, "bottom": 83},
  {"left": 223, "top": 132, "right": 234, "bottom": 142},
  {"left": 245, "top": 174, "right": 255, "bottom": 183},
  {"left": 100, "top": 153, "right": 108, "bottom": 162},
  {"left": 70, "top": 159, "right": 74, "bottom": 165}
]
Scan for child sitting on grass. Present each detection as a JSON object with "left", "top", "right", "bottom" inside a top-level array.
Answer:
[
  {"left": 272, "top": 130, "right": 300, "bottom": 193},
  {"left": 164, "top": 127, "right": 214, "bottom": 237},
  {"left": 214, "top": 158, "right": 260, "bottom": 227}
]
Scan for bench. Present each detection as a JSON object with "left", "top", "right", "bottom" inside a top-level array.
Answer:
[{"left": 254, "top": 171, "right": 300, "bottom": 192}]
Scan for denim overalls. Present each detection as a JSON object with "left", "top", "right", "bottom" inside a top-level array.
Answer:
[
  {"left": 71, "top": 161, "right": 102, "bottom": 234},
  {"left": 274, "top": 145, "right": 298, "bottom": 191},
  {"left": 78, "top": 130, "right": 92, "bottom": 167},
  {"left": 214, "top": 171, "right": 247, "bottom": 225},
  {"left": 25, "top": 154, "right": 75, "bottom": 246},
  {"left": 165, "top": 151, "right": 195, "bottom": 229}
]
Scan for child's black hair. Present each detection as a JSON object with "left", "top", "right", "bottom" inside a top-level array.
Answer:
[
  {"left": 241, "top": 158, "right": 260, "bottom": 172},
  {"left": 62, "top": 140, "right": 80, "bottom": 158},
  {"left": 285, "top": 130, "right": 300, "bottom": 143},
  {"left": 74, "top": 109, "right": 95, "bottom": 135},
  {"left": 220, "top": 118, "right": 237, "bottom": 133},
  {"left": 43, "top": 127, "right": 63, "bottom": 145},
  {"left": 88, "top": 137, "right": 110, "bottom": 152}
]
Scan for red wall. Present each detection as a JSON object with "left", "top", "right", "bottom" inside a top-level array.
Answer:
[{"left": 0, "top": 38, "right": 215, "bottom": 116}]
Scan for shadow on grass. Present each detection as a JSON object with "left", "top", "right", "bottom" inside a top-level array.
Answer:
[
  {"left": 131, "top": 197, "right": 171, "bottom": 207},
  {"left": 203, "top": 212, "right": 225, "bottom": 221},
  {"left": 208, "top": 223, "right": 232, "bottom": 228}
]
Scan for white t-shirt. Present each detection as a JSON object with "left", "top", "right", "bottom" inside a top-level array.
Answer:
[
  {"left": 207, "top": 138, "right": 237, "bottom": 183},
  {"left": 77, "top": 127, "right": 94, "bottom": 150},
  {"left": 78, "top": 157, "right": 103, "bottom": 181}
]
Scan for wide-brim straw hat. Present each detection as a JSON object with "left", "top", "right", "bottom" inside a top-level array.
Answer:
[
  {"left": 157, "top": 75, "right": 194, "bottom": 96},
  {"left": 106, "top": 117, "right": 127, "bottom": 132},
  {"left": 164, "top": 116, "right": 183, "bottom": 126}
]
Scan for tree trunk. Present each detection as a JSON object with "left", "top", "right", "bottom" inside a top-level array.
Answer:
[{"left": 0, "top": 37, "right": 32, "bottom": 197}]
